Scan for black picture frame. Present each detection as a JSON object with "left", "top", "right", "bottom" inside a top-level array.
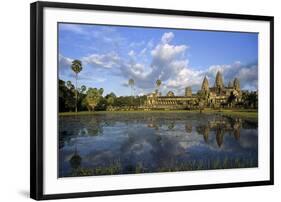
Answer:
[{"left": 30, "top": 1, "right": 274, "bottom": 200}]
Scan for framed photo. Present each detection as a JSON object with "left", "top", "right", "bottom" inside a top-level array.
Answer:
[{"left": 30, "top": 1, "right": 274, "bottom": 200}]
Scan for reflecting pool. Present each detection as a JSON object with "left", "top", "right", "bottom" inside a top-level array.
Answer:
[{"left": 59, "top": 112, "right": 258, "bottom": 177}]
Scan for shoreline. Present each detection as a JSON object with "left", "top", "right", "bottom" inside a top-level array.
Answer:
[{"left": 59, "top": 109, "right": 258, "bottom": 120}]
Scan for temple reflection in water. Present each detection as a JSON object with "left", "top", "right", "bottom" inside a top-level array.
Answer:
[
  {"left": 145, "top": 116, "right": 242, "bottom": 147},
  {"left": 196, "top": 117, "right": 242, "bottom": 147},
  {"left": 59, "top": 113, "right": 258, "bottom": 177}
]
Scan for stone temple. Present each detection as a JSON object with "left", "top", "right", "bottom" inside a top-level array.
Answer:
[{"left": 145, "top": 71, "right": 243, "bottom": 110}]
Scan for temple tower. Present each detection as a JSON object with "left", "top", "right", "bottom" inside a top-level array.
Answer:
[
  {"left": 233, "top": 78, "right": 240, "bottom": 91},
  {"left": 201, "top": 76, "right": 209, "bottom": 93},
  {"left": 215, "top": 71, "right": 224, "bottom": 89},
  {"left": 185, "top": 87, "right": 192, "bottom": 97}
]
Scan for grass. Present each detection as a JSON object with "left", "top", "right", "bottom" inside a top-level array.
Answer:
[
  {"left": 59, "top": 108, "right": 258, "bottom": 120},
  {"left": 59, "top": 110, "right": 202, "bottom": 116},
  {"left": 220, "top": 110, "right": 258, "bottom": 120},
  {"left": 157, "top": 157, "right": 257, "bottom": 172},
  {"left": 65, "top": 157, "right": 258, "bottom": 177},
  {"left": 214, "top": 109, "right": 258, "bottom": 121}
]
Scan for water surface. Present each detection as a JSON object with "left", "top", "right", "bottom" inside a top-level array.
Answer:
[{"left": 59, "top": 112, "right": 258, "bottom": 177}]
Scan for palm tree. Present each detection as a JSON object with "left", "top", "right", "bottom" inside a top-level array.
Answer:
[
  {"left": 80, "top": 85, "right": 86, "bottom": 93},
  {"left": 71, "top": 59, "right": 83, "bottom": 113},
  {"left": 128, "top": 79, "right": 135, "bottom": 106},
  {"left": 128, "top": 79, "right": 135, "bottom": 96},
  {"left": 156, "top": 79, "right": 161, "bottom": 95}
]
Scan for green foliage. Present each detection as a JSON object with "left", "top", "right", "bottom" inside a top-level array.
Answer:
[
  {"left": 71, "top": 59, "right": 82, "bottom": 74},
  {"left": 111, "top": 96, "right": 147, "bottom": 108},
  {"left": 85, "top": 88, "right": 104, "bottom": 111},
  {"left": 242, "top": 91, "right": 258, "bottom": 108},
  {"left": 227, "top": 92, "right": 236, "bottom": 106},
  {"left": 59, "top": 78, "right": 148, "bottom": 112},
  {"left": 128, "top": 78, "right": 134, "bottom": 87},
  {"left": 59, "top": 80, "right": 88, "bottom": 112},
  {"left": 71, "top": 59, "right": 83, "bottom": 112},
  {"left": 105, "top": 92, "right": 116, "bottom": 106},
  {"left": 79, "top": 85, "right": 87, "bottom": 93},
  {"left": 66, "top": 156, "right": 257, "bottom": 177},
  {"left": 95, "top": 97, "right": 107, "bottom": 111},
  {"left": 59, "top": 80, "right": 76, "bottom": 112},
  {"left": 128, "top": 78, "right": 135, "bottom": 99},
  {"left": 69, "top": 159, "right": 122, "bottom": 177},
  {"left": 156, "top": 79, "right": 161, "bottom": 88},
  {"left": 107, "top": 96, "right": 115, "bottom": 106}
]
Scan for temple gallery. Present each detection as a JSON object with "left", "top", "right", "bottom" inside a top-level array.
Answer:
[{"left": 144, "top": 71, "right": 258, "bottom": 110}]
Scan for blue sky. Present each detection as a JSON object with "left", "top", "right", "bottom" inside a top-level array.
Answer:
[{"left": 59, "top": 23, "right": 258, "bottom": 96}]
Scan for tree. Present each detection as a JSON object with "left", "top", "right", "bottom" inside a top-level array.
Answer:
[
  {"left": 59, "top": 80, "right": 76, "bottom": 112},
  {"left": 77, "top": 85, "right": 87, "bottom": 111},
  {"left": 79, "top": 85, "right": 87, "bottom": 93},
  {"left": 84, "top": 88, "right": 104, "bottom": 111},
  {"left": 128, "top": 79, "right": 135, "bottom": 106},
  {"left": 128, "top": 79, "right": 135, "bottom": 96},
  {"left": 66, "top": 80, "right": 74, "bottom": 90},
  {"left": 71, "top": 59, "right": 83, "bottom": 113},
  {"left": 105, "top": 92, "right": 116, "bottom": 107},
  {"left": 105, "top": 92, "right": 116, "bottom": 99},
  {"left": 227, "top": 92, "right": 236, "bottom": 107},
  {"left": 99, "top": 88, "right": 104, "bottom": 95},
  {"left": 107, "top": 97, "right": 114, "bottom": 106},
  {"left": 156, "top": 79, "right": 161, "bottom": 94},
  {"left": 242, "top": 91, "right": 258, "bottom": 108}
]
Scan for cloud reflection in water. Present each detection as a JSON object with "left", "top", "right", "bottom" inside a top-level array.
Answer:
[{"left": 59, "top": 113, "right": 258, "bottom": 177}]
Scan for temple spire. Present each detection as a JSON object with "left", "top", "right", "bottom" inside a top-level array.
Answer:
[
  {"left": 201, "top": 76, "right": 209, "bottom": 92},
  {"left": 233, "top": 78, "right": 240, "bottom": 91},
  {"left": 215, "top": 71, "right": 224, "bottom": 89}
]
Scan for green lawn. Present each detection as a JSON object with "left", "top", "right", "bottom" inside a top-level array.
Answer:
[
  {"left": 59, "top": 108, "right": 258, "bottom": 120},
  {"left": 59, "top": 110, "right": 201, "bottom": 116},
  {"left": 219, "top": 110, "right": 258, "bottom": 120}
]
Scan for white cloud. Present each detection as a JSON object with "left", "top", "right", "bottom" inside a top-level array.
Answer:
[
  {"left": 130, "top": 63, "right": 145, "bottom": 75},
  {"left": 166, "top": 68, "right": 203, "bottom": 92},
  {"left": 128, "top": 50, "right": 135, "bottom": 57},
  {"left": 59, "top": 24, "right": 86, "bottom": 35},
  {"left": 147, "top": 39, "right": 154, "bottom": 48},
  {"left": 82, "top": 52, "right": 121, "bottom": 69},
  {"left": 140, "top": 48, "right": 147, "bottom": 55},
  {"left": 161, "top": 32, "right": 174, "bottom": 44},
  {"left": 151, "top": 43, "right": 187, "bottom": 64},
  {"left": 79, "top": 74, "right": 106, "bottom": 83},
  {"left": 60, "top": 31, "right": 258, "bottom": 95},
  {"left": 59, "top": 54, "right": 73, "bottom": 76},
  {"left": 59, "top": 23, "right": 126, "bottom": 49},
  {"left": 59, "top": 54, "right": 72, "bottom": 67},
  {"left": 129, "top": 40, "right": 145, "bottom": 48}
]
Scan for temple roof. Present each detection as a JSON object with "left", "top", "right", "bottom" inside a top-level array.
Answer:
[
  {"left": 215, "top": 71, "right": 224, "bottom": 88},
  {"left": 201, "top": 76, "right": 209, "bottom": 91}
]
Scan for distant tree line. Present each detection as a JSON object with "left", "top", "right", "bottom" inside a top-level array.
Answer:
[
  {"left": 59, "top": 59, "right": 149, "bottom": 113},
  {"left": 241, "top": 91, "right": 258, "bottom": 108},
  {"left": 59, "top": 79, "right": 147, "bottom": 112}
]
